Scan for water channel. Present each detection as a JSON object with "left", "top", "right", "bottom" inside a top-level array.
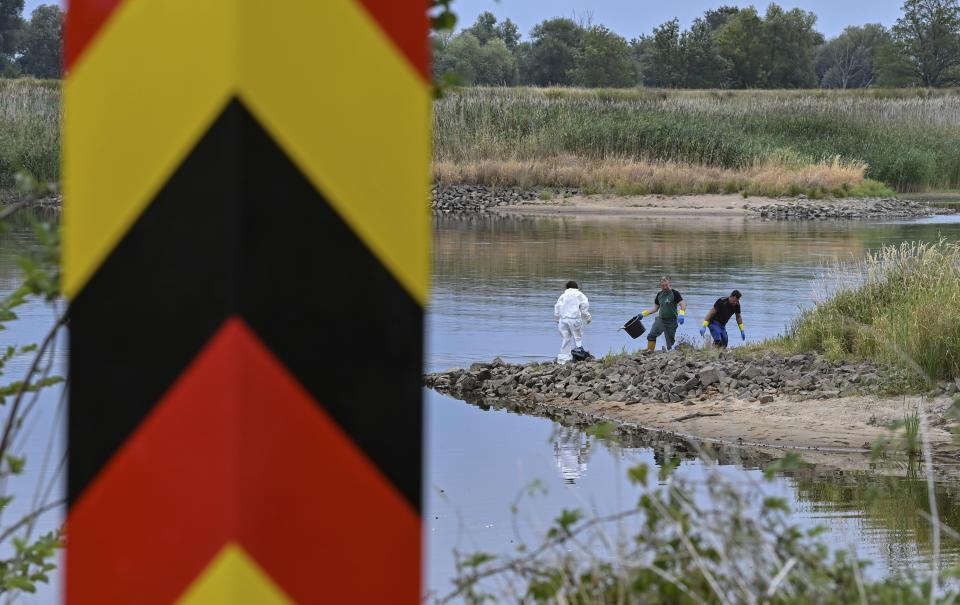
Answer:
[
  {"left": 425, "top": 207, "right": 960, "bottom": 600},
  {"left": 2, "top": 205, "right": 960, "bottom": 602}
]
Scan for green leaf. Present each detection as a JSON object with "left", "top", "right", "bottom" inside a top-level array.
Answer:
[
  {"left": 4, "top": 455, "right": 25, "bottom": 475},
  {"left": 462, "top": 552, "right": 496, "bottom": 568},
  {"left": 627, "top": 463, "right": 649, "bottom": 486},
  {"left": 432, "top": 11, "right": 456, "bottom": 31}
]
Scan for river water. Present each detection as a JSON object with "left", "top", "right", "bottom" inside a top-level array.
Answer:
[
  {"left": 3, "top": 207, "right": 960, "bottom": 603},
  {"left": 425, "top": 208, "right": 960, "bottom": 600}
]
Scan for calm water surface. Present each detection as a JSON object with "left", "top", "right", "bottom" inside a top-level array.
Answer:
[
  {"left": 425, "top": 211, "right": 960, "bottom": 600},
  {"left": 3, "top": 209, "right": 960, "bottom": 603},
  {"left": 0, "top": 210, "right": 65, "bottom": 605}
]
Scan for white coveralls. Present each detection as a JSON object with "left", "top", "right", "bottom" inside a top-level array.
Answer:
[{"left": 553, "top": 288, "right": 591, "bottom": 364}]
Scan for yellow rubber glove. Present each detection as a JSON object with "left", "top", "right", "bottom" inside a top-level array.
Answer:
[
  {"left": 641, "top": 310, "right": 650, "bottom": 317},
  {"left": 739, "top": 323, "right": 746, "bottom": 341},
  {"left": 586, "top": 317, "right": 592, "bottom": 324},
  {"left": 678, "top": 309, "right": 685, "bottom": 324},
  {"left": 700, "top": 320, "right": 708, "bottom": 336}
]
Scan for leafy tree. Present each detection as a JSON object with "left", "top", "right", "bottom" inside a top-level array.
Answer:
[
  {"left": 761, "top": 4, "right": 820, "bottom": 88},
  {"left": 874, "top": 39, "right": 921, "bottom": 85},
  {"left": 817, "top": 24, "right": 890, "bottom": 88},
  {"left": 713, "top": 7, "right": 767, "bottom": 88},
  {"left": 680, "top": 18, "right": 729, "bottom": 88},
  {"left": 523, "top": 18, "right": 583, "bottom": 86},
  {"left": 892, "top": 0, "right": 960, "bottom": 87},
  {"left": 570, "top": 25, "right": 636, "bottom": 87},
  {"left": 495, "top": 18, "right": 520, "bottom": 51},
  {"left": 16, "top": 5, "right": 61, "bottom": 79},
  {"left": 704, "top": 5, "right": 741, "bottom": 31},
  {"left": 432, "top": 31, "right": 515, "bottom": 85},
  {"left": 0, "top": 0, "right": 24, "bottom": 76},
  {"left": 476, "top": 38, "right": 516, "bottom": 85},
  {"left": 464, "top": 11, "right": 498, "bottom": 45},
  {"left": 639, "top": 18, "right": 683, "bottom": 87}
]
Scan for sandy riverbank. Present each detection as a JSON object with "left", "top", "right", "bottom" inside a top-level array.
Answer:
[
  {"left": 541, "top": 390, "right": 957, "bottom": 455},
  {"left": 499, "top": 193, "right": 760, "bottom": 216}
]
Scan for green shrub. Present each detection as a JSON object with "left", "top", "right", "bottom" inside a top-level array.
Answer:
[{"left": 784, "top": 239, "right": 960, "bottom": 382}]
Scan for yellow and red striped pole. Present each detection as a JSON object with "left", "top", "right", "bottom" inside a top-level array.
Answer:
[{"left": 64, "top": 1, "right": 430, "bottom": 602}]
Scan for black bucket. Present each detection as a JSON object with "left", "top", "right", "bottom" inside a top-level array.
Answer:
[{"left": 623, "top": 315, "right": 646, "bottom": 339}]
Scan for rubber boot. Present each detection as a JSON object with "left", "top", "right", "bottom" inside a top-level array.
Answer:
[{"left": 647, "top": 340, "right": 656, "bottom": 352}]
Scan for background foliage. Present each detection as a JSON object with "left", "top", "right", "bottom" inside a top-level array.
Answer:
[{"left": 434, "top": 1, "right": 960, "bottom": 89}]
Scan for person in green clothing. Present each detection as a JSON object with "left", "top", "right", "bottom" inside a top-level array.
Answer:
[{"left": 638, "top": 276, "right": 686, "bottom": 351}]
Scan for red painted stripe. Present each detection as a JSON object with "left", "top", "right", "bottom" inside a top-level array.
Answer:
[
  {"left": 67, "top": 0, "right": 430, "bottom": 80},
  {"left": 355, "top": 0, "right": 431, "bottom": 81},
  {"left": 67, "top": 317, "right": 420, "bottom": 604},
  {"left": 65, "top": 0, "right": 126, "bottom": 70}
]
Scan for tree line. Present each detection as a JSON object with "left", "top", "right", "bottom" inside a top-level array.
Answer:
[
  {"left": 0, "top": 1, "right": 63, "bottom": 79},
  {"left": 432, "top": 0, "right": 960, "bottom": 88}
]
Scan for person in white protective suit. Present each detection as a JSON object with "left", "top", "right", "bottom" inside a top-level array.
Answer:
[{"left": 553, "top": 280, "right": 591, "bottom": 364}]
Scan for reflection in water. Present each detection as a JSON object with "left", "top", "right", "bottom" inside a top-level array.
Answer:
[
  {"left": 427, "top": 210, "right": 960, "bottom": 591},
  {"left": 552, "top": 426, "right": 590, "bottom": 484},
  {"left": 792, "top": 465, "right": 960, "bottom": 568}
]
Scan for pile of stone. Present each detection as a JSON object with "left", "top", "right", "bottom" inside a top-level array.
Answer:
[
  {"left": 747, "top": 197, "right": 953, "bottom": 220},
  {"left": 424, "top": 350, "right": 954, "bottom": 406},
  {"left": 431, "top": 184, "right": 579, "bottom": 215}
]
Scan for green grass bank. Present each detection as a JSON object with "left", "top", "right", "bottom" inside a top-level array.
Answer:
[
  {"left": 0, "top": 79, "right": 59, "bottom": 194},
  {"left": 773, "top": 239, "right": 960, "bottom": 383},
  {"left": 434, "top": 87, "right": 960, "bottom": 195}
]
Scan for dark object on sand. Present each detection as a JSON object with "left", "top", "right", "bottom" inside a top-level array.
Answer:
[{"left": 571, "top": 346, "right": 593, "bottom": 361}]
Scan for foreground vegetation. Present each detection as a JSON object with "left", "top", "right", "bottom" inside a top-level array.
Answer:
[
  {"left": 0, "top": 80, "right": 58, "bottom": 195},
  {"left": 777, "top": 239, "right": 960, "bottom": 383},
  {"left": 445, "top": 446, "right": 959, "bottom": 604},
  {"left": 434, "top": 87, "right": 960, "bottom": 195}
]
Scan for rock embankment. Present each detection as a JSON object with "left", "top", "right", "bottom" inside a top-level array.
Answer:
[
  {"left": 424, "top": 350, "right": 952, "bottom": 406},
  {"left": 431, "top": 185, "right": 577, "bottom": 214},
  {"left": 747, "top": 197, "right": 953, "bottom": 220}
]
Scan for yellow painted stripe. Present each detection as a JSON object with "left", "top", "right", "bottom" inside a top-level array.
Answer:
[
  {"left": 64, "top": 0, "right": 236, "bottom": 299},
  {"left": 175, "top": 543, "right": 294, "bottom": 605},
  {"left": 238, "top": 0, "right": 431, "bottom": 305}
]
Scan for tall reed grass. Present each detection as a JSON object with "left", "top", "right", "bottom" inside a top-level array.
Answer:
[
  {"left": 434, "top": 87, "right": 960, "bottom": 193},
  {"left": 783, "top": 239, "right": 960, "bottom": 381},
  {"left": 0, "top": 79, "right": 59, "bottom": 191}
]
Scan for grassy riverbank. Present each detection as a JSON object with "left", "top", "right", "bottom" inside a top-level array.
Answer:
[
  {"left": 776, "top": 239, "right": 960, "bottom": 383},
  {"left": 0, "top": 79, "right": 59, "bottom": 194},
  {"left": 434, "top": 87, "right": 960, "bottom": 196}
]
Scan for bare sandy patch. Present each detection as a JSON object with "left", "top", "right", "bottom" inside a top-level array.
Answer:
[
  {"left": 545, "top": 391, "right": 959, "bottom": 456},
  {"left": 500, "top": 193, "right": 763, "bottom": 217}
]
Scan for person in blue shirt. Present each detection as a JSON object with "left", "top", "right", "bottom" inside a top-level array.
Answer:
[{"left": 699, "top": 290, "right": 745, "bottom": 348}]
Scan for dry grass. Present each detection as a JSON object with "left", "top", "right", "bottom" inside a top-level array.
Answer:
[
  {"left": 434, "top": 154, "right": 882, "bottom": 198},
  {"left": 434, "top": 87, "right": 960, "bottom": 192}
]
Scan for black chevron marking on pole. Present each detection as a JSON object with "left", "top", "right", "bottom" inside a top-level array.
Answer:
[{"left": 70, "top": 98, "right": 423, "bottom": 510}]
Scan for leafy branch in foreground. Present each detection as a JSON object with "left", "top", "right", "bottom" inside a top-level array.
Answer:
[
  {"left": 440, "top": 442, "right": 957, "bottom": 604},
  {"left": 0, "top": 172, "right": 65, "bottom": 595}
]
